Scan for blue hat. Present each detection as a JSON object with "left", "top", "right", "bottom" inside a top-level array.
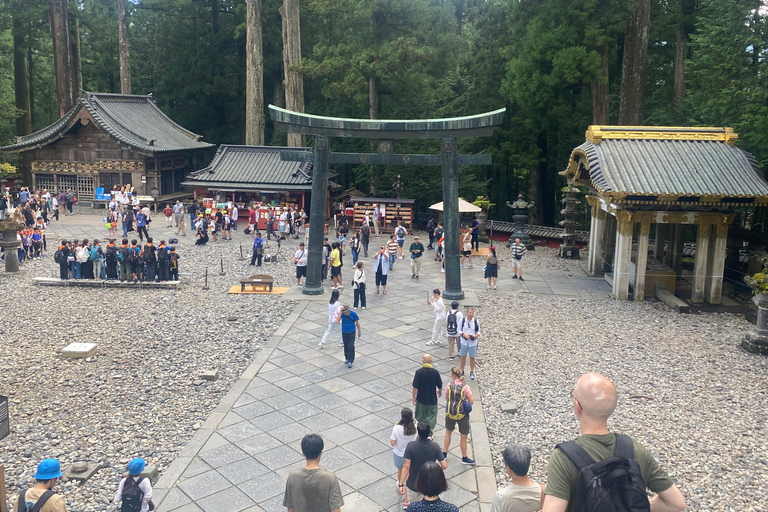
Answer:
[
  {"left": 128, "top": 458, "right": 146, "bottom": 476},
  {"left": 34, "top": 459, "right": 62, "bottom": 480}
]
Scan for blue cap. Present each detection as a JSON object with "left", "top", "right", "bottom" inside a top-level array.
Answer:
[
  {"left": 34, "top": 459, "right": 62, "bottom": 480},
  {"left": 128, "top": 458, "right": 146, "bottom": 476}
]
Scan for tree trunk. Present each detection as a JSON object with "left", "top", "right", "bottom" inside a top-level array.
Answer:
[
  {"left": 13, "top": 17, "right": 31, "bottom": 137},
  {"left": 591, "top": 41, "right": 610, "bottom": 125},
  {"left": 672, "top": 27, "right": 686, "bottom": 115},
  {"left": 50, "top": 0, "right": 76, "bottom": 116},
  {"left": 454, "top": 0, "right": 465, "bottom": 35},
  {"left": 368, "top": 75, "right": 378, "bottom": 120},
  {"left": 27, "top": 42, "right": 35, "bottom": 127},
  {"left": 211, "top": 0, "right": 219, "bottom": 34},
  {"left": 245, "top": 0, "right": 265, "bottom": 145},
  {"left": 71, "top": 13, "right": 82, "bottom": 94},
  {"left": 281, "top": 0, "right": 305, "bottom": 147},
  {"left": 618, "top": 0, "right": 650, "bottom": 125},
  {"left": 271, "top": 77, "right": 284, "bottom": 142},
  {"left": 118, "top": 0, "right": 131, "bottom": 94}
]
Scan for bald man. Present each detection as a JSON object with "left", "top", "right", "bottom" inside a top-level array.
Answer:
[
  {"left": 412, "top": 354, "right": 443, "bottom": 437},
  {"left": 542, "top": 373, "right": 686, "bottom": 512}
]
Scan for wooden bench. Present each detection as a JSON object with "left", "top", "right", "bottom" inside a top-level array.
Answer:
[{"left": 240, "top": 274, "right": 274, "bottom": 293}]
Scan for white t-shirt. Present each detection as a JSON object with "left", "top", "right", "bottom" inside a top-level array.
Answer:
[
  {"left": 431, "top": 298, "right": 445, "bottom": 320},
  {"left": 390, "top": 424, "right": 418, "bottom": 457},
  {"left": 328, "top": 302, "right": 342, "bottom": 324},
  {"left": 461, "top": 316, "right": 481, "bottom": 347},
  {"left": 114, "top": 476, "right": 153, "bottom": 512},
  {"left": 294, "top": 249, "right": 307, "bottom": 267}
]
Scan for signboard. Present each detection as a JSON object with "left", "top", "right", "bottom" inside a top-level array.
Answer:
[
  {"left": 95, "top": 188, "right": 112, "bottom": 201},
  {"left": 0, "top": 395, "right": 9, "bottom": 441},
  {"left": 137, "top": 195, "right": 155, "bottom": 202}
]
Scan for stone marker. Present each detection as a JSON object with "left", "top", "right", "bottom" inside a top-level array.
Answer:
[
  {"left": 501, "top": 402, "right": 520, "bottom": 414},
  {"left": 140, "top": 465, "right": 159, "bottom": 481},
  {"left": 192, "top": 380, "right": 205, "bottom": 386},
  {"left": 63, "top": 461, "right": 101, "bottom": 483},
  {"left": 0, "top": 395, "right": 9, "bottom": 441},
  {"left": 61, "top": 343, "right": 98, "bottom": 359},
  {"left": 200, "top": 370, "right": 220, "bottom": 381}
]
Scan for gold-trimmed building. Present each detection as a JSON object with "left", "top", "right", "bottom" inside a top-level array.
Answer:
[
  {"left": 0, "top": 91, "right": 213, "bottom": 200},
  {"left": 562, "top": 125, "right": 768, "bottom": 303}
]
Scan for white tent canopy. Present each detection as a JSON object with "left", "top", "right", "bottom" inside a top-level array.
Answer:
[{"left": 429, "top": 198, "right": 482, "bottom": 213}]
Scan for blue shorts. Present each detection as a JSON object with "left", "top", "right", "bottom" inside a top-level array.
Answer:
[
  {"left": 397, "top": 239, "right": 404, "bottom": 247},
  {"left": 393, "top": 452, "right": 406, "bottom": 469},
  {"left": 459, "top": 343, "right": 477, "bottom": 358},
  {"left": 340, "top": 236, "right": 347, "bottom": 243}
]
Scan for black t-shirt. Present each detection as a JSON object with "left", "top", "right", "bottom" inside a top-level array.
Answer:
[
  {"left": 404, "top": 439, "right": 445, "bottom": 490},
  {"left": 412, "top": 367, "right": 442, "bottom": 405}
]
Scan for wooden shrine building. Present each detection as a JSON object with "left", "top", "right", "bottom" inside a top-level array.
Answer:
[
  {"left": 0, "top": 91, "right": 212, "bottom": 200},
  {"left": 562, "top": 126, "right": 768, "bottom": 303}
]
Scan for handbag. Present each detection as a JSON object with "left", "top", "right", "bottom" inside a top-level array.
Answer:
[
  {"left": 105, "top": 222, "right": 112, "bottom": 229},
  {"left": 410, "top": 252, "right": 417, "bottom": 259}
]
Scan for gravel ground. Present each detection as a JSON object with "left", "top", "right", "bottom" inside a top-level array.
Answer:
[
  {"left": 0, "top": 226, "right": 304, "bottom": 512},
  {"left": 478, "top": 250, "right": 768, "bottom": 512}
]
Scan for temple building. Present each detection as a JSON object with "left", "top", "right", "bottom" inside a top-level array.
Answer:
[
  {"left": 0, "top": 91, "right": 212, "bottom": 200},
  {"left": 562, "top": 126, "right": 768, "bottom": 303}
]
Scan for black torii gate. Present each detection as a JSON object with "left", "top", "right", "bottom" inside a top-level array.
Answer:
[{"left": 269, "top": 105, "right": 506, "bottom": 300}]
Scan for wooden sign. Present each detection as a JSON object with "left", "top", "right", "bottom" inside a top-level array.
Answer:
[{"left": 0, "top": 396, "right": 8, "bottom": 441}]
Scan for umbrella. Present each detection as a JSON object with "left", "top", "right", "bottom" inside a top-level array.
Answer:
[{"left": 429, "top": 198, "right": 482, "bottom": 213}]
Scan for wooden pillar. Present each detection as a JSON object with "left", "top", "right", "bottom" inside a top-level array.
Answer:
[
  {"left": 634, "top": 215, "right": 651, "bottom": 301},
  {"left": 692, "top": 218, "right": 711, "bottom": 303},
  {"left": 706, "top": 215, "right": 731, "bottom": 304},
  {"left": 587, "top": 196, "right": 606, "bottom": 276},
  {"left": 613, "top": 211, "right": 633, "bottom": 300},
  {"left": 654, "top": 223, "right": 668, "bottom": 263},
  {"left": 668, "top": 224, "right": 684, "bottom": 275}
]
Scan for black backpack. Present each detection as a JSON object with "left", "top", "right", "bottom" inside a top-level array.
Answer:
[
  {"left": 53, "top": 249, "right": 64, "bottom": 264},
  {"left": 556, "top": 434, "right": 650, "bottom": 512},
  {"left": 157, "top": 247, "right": 168, "bottom": 262},
  {"left": 446, "top": 311, "right": 458, "bottom": 336},
  {"left": 144, "top": 245, "right": 156, "bottom": 263},
  {"left": 106, "top": 245, "right": 117, "bottom": 262},
  {"left": 120, "top": 476, "right": 145, "bottom": 512},
  {"left": 17, "top": 489, "right": 54, "bottom": 512},
  {"left": 128, "top": 248, "right": 140, "bottom": 265}
]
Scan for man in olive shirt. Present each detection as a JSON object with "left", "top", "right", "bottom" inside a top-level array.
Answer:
[
  {"left": 409, "top": 236, "right": 425, "bottom": 279},
  {"left": 283, "top": 434, "right": 343, "bottom": 512},
  {"left": 542, "top": 373, "right": 686, "bottom": 512}
]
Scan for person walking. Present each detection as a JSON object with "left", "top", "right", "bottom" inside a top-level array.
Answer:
[
  {"left": 471, "top": 215, "right": 480, "bottom": 251},
  {"left": 395, "top": 222, "right": 408, "bottom": 258},
  {"left": 318, "top": 290, "right": 342, "bottom": 349},
  {"left": 461, "top": 230, "right": 473, "bottom": 269},
  {"left": 350, "top": 232, "right": 361, "bottom": 265},
  {"left": 294, "top": 242, "right": 308, "bottom": 288},
  {"left": 330, "top": 242, "right": 343, "bottom": 289},
  {"left": 176, "top": 211, "right": 187, "bottom": 236},
  {"left": 391, "top": 408, "right": 418, "bottom": 508},
  {"left": 445, "top": 302, "right": 463, "bottom": 361},
  {"left": 360, "top": 222, "right": 370, "bottom": 257},
  {"left": 406, "top": 462, "right": 458, "bottom": 512},
  {"left": 114, "top": 458, "right": 153, "bottom": 512},
  {"left": 399, "top": 422, "right": 447, "bottom": 509},
  {"left": 412, "top": 354, "right": 443, "bottom": 437},
  {"left": 442, "top": 367, "right": 475, "bottom": 465},
  {"left": 485, "top": 245, "right": 500, "bottom": 289},
  {"left": 231, "top": 204, "right": 239, "bottom": 231},
  {"left": 136, "top": 209, "right": 149, "bottom": 242},
  {"left": 387, "top": 234, "right": 399, "bottom": 270},
  {"left": 510, "top": 237, "right": 527, "bottom": 281},
  {"left": 409, "top": 236, "right": 425, "bottom": 279},
  {"left": 283, "top": 434, "right": 344, "bottom": 512},
  {"left": 172, "top": 200, "right": 183, "bottom": 227},
  {"left": 352, "top": 261, "right": 366, "bottom": 310},
  {"left": 164, "top": 204, "right": 174, "bottom": 228},
  {"left": 15, "top": 458, "right": 68, "bottom": 512},
  {"left": 426, "top": 289, "right": 445, "bottom": 346},
  {"left": 459, "top": 308, "right": 480, "bottom": 381},
  {"left": 373, "top": 204, "right": 380, "bottom": 237},
  {"left": 373, "top": 245, "right": 389, "bottom": 295},
  {"left": 340, "top": 304, "right": 361, "bottom": 368},
  {"left": 542, "top": 373, "right": 686, "bottom": 512},
  {"left": 250, "top": 232, "right": 264, "bottom": 266},
  {"left": 121, "top": 207, "right": 134, "bottom": 238}
]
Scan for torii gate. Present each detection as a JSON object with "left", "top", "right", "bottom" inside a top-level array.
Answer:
[{"left": 269, "top": 106, "right": 506, "bottom": 300}]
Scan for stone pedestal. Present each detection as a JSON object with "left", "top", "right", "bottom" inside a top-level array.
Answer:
[
  {"left": 0, "top": 219, "right": 25, "bottom": 273},
  {"left": 743, "top": 293, "right": 768, "bottom": 355}
]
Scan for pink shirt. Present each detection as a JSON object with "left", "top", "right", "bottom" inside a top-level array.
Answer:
[{"left": 452, "top": 379, "right": 472, "bottom": 399}]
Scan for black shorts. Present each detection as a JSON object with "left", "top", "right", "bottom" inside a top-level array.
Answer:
[
  {"left": 462, "top": 250, "right": 472, "bottom": 256},
  {"left": 296, "top": 265, "right": 307, "bottom": 278},
  {"left": 376, "top": 272, "right": 388, "bottom": 286},
  {"left": 331, "top": 266, "right": 341, "bottom": 277},
  {"left": 445, "top": 414, "right": 470, "bottom": 435}
]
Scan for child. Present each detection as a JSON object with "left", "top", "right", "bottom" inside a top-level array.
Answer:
[
  {"left": 143, "top": 238, "right": 157, "bottom": 282},
  {"left": 31, "top": 226, "right": 43, "bottom": 259},
  {"left": 129, "top": 239, "right": 142, "bottom": 283},
  {"left": 168, "top": 246, "right": 180, "bottom": 281},
  {"left": 222, "top": 212, "right": 232, "bottom": 241},
  {"left": 157, "top": 240, "right": 169, "bottom": 281}
]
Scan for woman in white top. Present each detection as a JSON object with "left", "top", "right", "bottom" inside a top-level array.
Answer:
[
  {"left": 391, "top": 408, "right": 418, "bottom": 504},
  {"left": 353, "top": 261, "right": 366, "bottom": 310},
  {"left": 318, "top": 289, "right": 342, "bottom": 349},
  {"left": 114, "top": 457, "right": 153, "bottom": 512}
]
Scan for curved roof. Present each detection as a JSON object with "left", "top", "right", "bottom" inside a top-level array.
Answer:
[
  {"left": 562, "top": 126, "right": 768, "bottom": 200},
  {"left": 1, "top": 91, "right": 212, "bottom": 154},
  {"left": 182, "top": 145, "right": 314, "bottom": 192}
]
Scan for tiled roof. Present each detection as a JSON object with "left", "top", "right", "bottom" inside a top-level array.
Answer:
[
  {"left": 573, "top": 138, "right": 768, "bottom": 198},
  {"left": 182, "top": 145, "right": 313, "bottom": 191},
  {"left": 1, "top": 91, "right": 212, "bottom": 153}
]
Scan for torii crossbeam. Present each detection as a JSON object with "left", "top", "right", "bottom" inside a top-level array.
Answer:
[{"left": 269, "top": 105, "right": 506, "bottom": 300}]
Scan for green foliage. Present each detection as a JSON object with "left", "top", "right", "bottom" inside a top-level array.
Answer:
[
  {"left": 472, "top": 195, "right": 494, "bottom": 211},
  {"left": 744, "top": 258, "right": 768, "bottom": 294}
]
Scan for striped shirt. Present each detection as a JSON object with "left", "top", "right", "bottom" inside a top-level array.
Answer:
[
  {"left": 510, "top": 242, "right": 527, "bottom": 258},
  {"left": 387, "top": 240, "right": 399, "bottom": 255}
]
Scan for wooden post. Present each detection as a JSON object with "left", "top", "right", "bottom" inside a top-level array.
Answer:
[
  {"left": 219, "top": 257, "right": 226, "bottom": 276},
  {"left": 0, "top": 464, "right": 8, "bottom": 512},
  {"left": 654, "top": 223, "right": 668, "bottom": 263},
  {"left": 587, "top": 196, "right": 606, "bottom": 276},
  {"left": 613, "top": 211, "right": 633, "bottom": 300},
  {"left": 692, "top": 218, "right": 711, "bottom": 303},
  {"left": 202, "top": 267, "right": 209, "bottom": 290},
  {"left": 707, "top": 215, "right": 730, "bottom": 304},
  {"left": 634, "top": 215, "right": 651, "bottom": 301}
]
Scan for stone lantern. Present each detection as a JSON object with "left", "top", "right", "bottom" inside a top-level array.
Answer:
[
  {"left": 506, "top": 194, "right": 535, "bottom": 250},
  {"left": 0, "top": 213, "right": 25, "bottom": 273}
]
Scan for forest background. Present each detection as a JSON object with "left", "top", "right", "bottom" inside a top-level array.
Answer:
[{"left": 1, "top": 0, "right": 766, "bottom": 227}]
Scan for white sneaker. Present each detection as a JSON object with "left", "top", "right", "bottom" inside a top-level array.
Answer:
[
  {"left": 440, "top": 268, "right": 445, "bottom": 273},
  {"left": 318, "top": 342, "right": 325, "bottom": 348},
  {"left": 426, "top": 341, "right": 435, "bottom": 346},
  {"left": 361, "top": 307, "right": 366, "bottom": 310}
]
